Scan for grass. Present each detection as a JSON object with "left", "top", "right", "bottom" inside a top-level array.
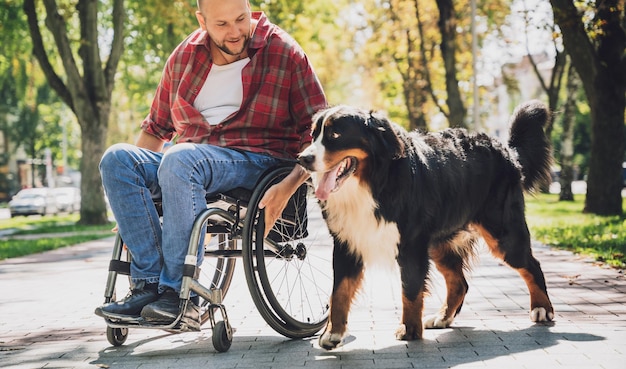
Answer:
[
  {"left": 0, "top": 213, "right": 115, "bottom": 260},
  {"left": 525, "top": 193, "right": 626, "bottom": 269}
]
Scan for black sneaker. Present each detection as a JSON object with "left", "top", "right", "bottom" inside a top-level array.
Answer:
[
  {"left": 141, "top": 288, "right": 201, "bottom": 331},
  {"left": 95, "top": 282, "right": 159, "bottom": 321}
]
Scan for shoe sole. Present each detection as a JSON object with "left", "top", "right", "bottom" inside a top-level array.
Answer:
[{"left": 95, "top": 307, "right": 141, "bottom": 323}]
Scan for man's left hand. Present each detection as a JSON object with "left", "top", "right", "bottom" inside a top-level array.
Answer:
[{"left": 258, "top": 181, "right": 292, "bottom": 238}]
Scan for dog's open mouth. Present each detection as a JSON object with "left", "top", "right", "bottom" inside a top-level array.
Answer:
[{"left": 315, "top": 157, "right": 357, "bottom": 200}]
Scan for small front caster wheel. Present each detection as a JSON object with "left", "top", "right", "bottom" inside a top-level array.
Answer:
[
  {"left": 106, "top": 326, "right": 128, "bottom": 346},
  {"left": 212, "top": 320, "right": 232, "bottom": 352}
]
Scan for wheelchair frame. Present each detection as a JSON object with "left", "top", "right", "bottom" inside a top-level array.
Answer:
[{"left": 99, "top": 165, "right": 333, "bottom": 352}]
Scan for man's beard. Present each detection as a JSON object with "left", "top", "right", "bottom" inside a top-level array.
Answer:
[{"left": 216, "top": 35, "right": 250, "bottom": 57}]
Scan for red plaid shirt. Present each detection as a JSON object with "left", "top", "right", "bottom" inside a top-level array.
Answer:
[{"left": 141, "top": 12, "right": 327, "bottom": 159}]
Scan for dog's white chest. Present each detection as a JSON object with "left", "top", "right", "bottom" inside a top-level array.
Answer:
[{"left": 324, "top": 180, "right": 400, "bottom": 268}]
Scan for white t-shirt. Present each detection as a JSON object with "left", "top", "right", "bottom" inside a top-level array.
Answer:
[{"left": 193, "top": 58, "right": 250, "bottom": 125}]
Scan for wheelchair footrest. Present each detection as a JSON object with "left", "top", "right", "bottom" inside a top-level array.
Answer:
[{"left": 103, "top": 314, "right": 201, "bottom": 332}]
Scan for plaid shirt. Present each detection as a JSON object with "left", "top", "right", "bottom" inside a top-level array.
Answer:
[{"left": 141, "top": 12, "right": 327, "bottom": 159}]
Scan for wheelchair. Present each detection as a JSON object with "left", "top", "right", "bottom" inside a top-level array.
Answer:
[{"left": 98, "top": 164, "right": 334, "bottom": 352}]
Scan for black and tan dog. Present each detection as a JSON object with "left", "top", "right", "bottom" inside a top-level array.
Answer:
[{"left": 298, "top": 101, "right": 554, "bottom": 350}]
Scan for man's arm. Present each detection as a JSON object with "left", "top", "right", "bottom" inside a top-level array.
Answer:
[
  {"left": 136, "top": 130, "right": 165, "bottom": 152},
  {"left": 258, "top": 144, "right": 311, "bottom": 237}
]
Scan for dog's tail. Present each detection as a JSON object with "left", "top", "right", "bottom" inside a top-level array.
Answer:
[{"left": 507, "top": 100, "right": 552, "bottom": 192}]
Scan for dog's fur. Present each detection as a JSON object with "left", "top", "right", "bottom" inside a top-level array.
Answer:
[{"left": 298, "top": 101, "right": 554, "bottom": 350}]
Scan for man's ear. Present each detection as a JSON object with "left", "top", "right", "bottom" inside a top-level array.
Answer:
[{"left": 196, "top": 11, "right": 207, "bottom": 31}]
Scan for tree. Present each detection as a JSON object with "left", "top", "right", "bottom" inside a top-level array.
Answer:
[
  {"left": 359, "top": 0, "right": 510, "bottom": 131},
  {"left": 433, "top": 0, "right": 466, "bottom": 128},
  {"left": 23, "top": 0, "right": 125, "bottom": 224},
  {"left": 549, "top": 0, "right": 625, "bottom": 215},
  {"left": 558, "top": 63, "right": 579, "bottom": 201}
]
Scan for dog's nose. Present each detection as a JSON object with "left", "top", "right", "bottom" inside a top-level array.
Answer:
[{"left": 298, "top": 154, "right": 315, "bottom": 169}]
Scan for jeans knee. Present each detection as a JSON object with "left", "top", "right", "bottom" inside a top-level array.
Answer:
[
  {"left": 158, "top": 143, "right": 196, "bottom": 182},
  {"left": 99, "top": 143, "right": 135, "bottom": 172}
]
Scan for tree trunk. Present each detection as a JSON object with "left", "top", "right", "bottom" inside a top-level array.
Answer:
[
  {"left": 559, "top": 62, "right": 578, "bottom": 202},
  {"left": 584, "top": 82, "right": 625, "bottom": 215},
  {"left": 78, "top": 112, "right": 109, "bottom": 224},
  {"left": 550, "top": 0, "right": 625, "bottom": 216},
  {"left": 435, "top": 0, "right": 466, "bottom": 128},
  {"left": 404, "top": 78, "right": 429, "bottom": 131}
]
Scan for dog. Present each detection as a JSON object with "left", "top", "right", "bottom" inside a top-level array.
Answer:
[{"left": 298, "top": 100, "right": 555, "bottom": 350}]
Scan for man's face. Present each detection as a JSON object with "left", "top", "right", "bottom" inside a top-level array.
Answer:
[{"left": 196, "top": 0, "right": 252, "bottom": 57}]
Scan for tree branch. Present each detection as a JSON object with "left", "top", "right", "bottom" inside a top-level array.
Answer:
[
  {"left": 105, "top": 0, "right": 125, "bottom": 96},
  {"left": 77, "top": 0, "right": 106, "bottom": 104},
  {"left": 415, "top": 0, "right": 448, "bottom": 118},
  {"left": 549, "top": 0, "right": 596, "bottom": 92},
  {"left": 23, "top": 0, "right": 73, "bottom": 110},
  {"left": 41, "top": 0, "right": 85, "bottom": 108}
]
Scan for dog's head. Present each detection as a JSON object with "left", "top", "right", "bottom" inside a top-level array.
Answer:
[{"left": 298, "top": 105, "right": 404, "bottom": 200}]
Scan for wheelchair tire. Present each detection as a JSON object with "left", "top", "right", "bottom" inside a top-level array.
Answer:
[
  {"left": 212, "top": 320, "right": 232, "bottom": 353},
  {"left": 241, "top": 166, "right": 333, "bottom": 339},
  {"left": 106, "top": 326, "right": 128, "bottom": 346}
]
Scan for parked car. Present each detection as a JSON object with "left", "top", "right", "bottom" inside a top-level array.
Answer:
[
  {"left": 8, "top": 188, "right": 59, "bottom": 217},
  {"left": 53, "top": 187, "right": 81, "bottom": 213}
]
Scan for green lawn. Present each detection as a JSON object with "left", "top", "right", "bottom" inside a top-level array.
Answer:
[
  {"left": 0, "top": 214, "right": 115, "bottom": 260},
  {"left": 525, "top": 193, "right": 626, "bottom": 269}
]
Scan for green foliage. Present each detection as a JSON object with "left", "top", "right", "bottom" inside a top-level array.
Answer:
[
  {"left": 0, "top": 213, "right": 114, "bottom": 260},
  {"left": 0, "top": 234, "right": 112, "bottom": 260},
  {"left": 358, "top": 0, "right": 512, "bottom": 129},
  {"left": 0, "top": 1, "right": 82, "bottom": 172},
  {"left": 526, "top": 193, "right": 626, "bottom": 268}
]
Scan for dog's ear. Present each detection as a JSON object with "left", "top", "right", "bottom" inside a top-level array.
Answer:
[{"left": 366, "top": 111, "right": 405, "bottom": 159}]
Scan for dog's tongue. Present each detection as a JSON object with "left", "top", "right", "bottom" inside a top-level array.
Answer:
[{"left": 315, "top": 168, "right": 339, "bottom": 201}]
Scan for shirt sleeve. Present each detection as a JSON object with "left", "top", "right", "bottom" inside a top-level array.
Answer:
[
  {"left": 289, "top": 49, "right": 328, "bottom": 148},
  {"left": 141, "top": 52, "right": 176, "bottom": 141}
]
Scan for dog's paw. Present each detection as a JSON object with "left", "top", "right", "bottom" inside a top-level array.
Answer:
[
  {"left": 530, "top": 307, "right": 554, "bottom": 322},
  {"left": 319, "top": 330, "right": 348, "bottom": 350},
  {"left": 423, "top": 314, "right": 454, "bottom": 329},
  {"left": 395, "top": 324, "right": 422, "bottom": 341}
]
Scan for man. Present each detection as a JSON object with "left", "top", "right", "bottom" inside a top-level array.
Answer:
[{"left": 95, "top": 0, "right": 326, "bottom": 330}]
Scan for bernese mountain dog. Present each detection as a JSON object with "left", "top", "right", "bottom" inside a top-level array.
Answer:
[{"left": 298, "top": 100, "right": 555, "bottom": 350}]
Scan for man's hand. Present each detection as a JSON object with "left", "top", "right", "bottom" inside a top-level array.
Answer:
[{"left": 258, "top": 165, "right": 310, "bottom": 237}]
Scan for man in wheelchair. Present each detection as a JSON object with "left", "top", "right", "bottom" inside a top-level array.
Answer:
[{"left": 95, "top": 0, "right": 326, "bottom": 330}]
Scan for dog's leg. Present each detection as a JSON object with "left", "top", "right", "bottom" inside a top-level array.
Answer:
[
  {"left": 424, "top": 244, "right": 469, "bottom": 329},
  {"left": 475, "top": 223, "right": 554, "bottom": 322},
  {"left": 395, "top": 248, "right": 429, "bottom": 340},
  {"left": 319, "top": 244, "right": 364, "bottom": 350}
]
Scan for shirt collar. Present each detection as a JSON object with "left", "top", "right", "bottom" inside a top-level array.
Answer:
[{"left": 189, "top": 11, "right": 270, "bottom": 51}]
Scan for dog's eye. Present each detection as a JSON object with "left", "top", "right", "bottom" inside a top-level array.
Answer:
[{"left": 331, "top": 132, "right": 341, "bottom": 139}]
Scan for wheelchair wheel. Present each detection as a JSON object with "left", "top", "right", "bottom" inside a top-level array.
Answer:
[
  {"left": 241, "top": 166, "right": 333, "bottom": 338},
  {"left": 212, "top": 320, "right": 233, "bottom": 353},
  {"left": 106, "top": 326, "right": 128, "bottom": 346}
]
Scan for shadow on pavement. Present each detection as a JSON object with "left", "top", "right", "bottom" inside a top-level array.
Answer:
[{"left": 89, "top": 324, "right": 604, "bottom": 368}]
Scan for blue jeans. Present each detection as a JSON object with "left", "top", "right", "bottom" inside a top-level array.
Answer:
[{"left": 99, "top": 143, "right": 283, "bottom": 292}]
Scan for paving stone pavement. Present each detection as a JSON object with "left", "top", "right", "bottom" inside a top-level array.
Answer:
[{"left": 1, "top": 236, "right": 625, "bottom": 369}]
